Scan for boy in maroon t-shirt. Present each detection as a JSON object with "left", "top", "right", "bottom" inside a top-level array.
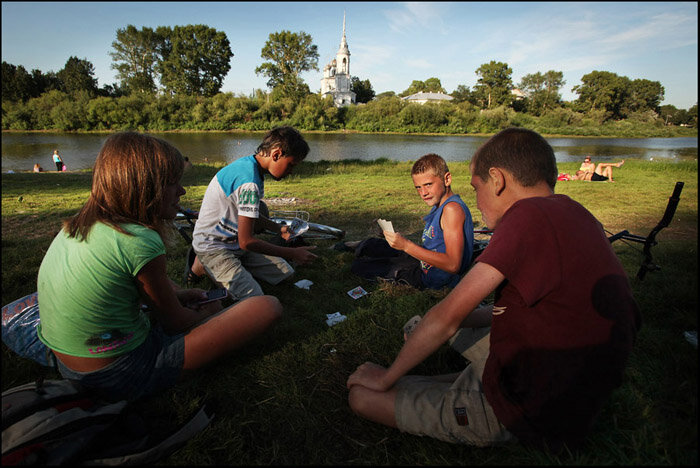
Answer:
[{"left": 346, "top": 127, "right": 641, "bottom": 452}]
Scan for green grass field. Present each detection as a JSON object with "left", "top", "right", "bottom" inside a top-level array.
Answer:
[{"left": 2, "top": 159, "right": 697, "bottom": 464}]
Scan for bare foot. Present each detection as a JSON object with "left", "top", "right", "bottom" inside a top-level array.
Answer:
[{"left": 617, "top": 160, "right": 625, "bottom": 168}]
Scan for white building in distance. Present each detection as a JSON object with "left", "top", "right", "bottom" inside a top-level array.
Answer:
[
  {"left": 320, "top": 13, "right": 356, "bottom": 107},
  {"left": 402, "top": 91, "right": 454, "bottom": 105}
]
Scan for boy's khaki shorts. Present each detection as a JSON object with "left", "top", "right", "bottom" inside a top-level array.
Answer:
[
  {"left": 196, "top": 248, "right": 293, "bottom": 301},
  {"left": 394, "top": 327, "right": 516, "bottom": 446}
]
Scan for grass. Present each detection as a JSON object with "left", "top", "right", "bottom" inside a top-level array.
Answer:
[{"left": 2, "top": 159, "right": 697, "bottom": 465}]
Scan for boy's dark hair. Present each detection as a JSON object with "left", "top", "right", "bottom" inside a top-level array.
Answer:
[
  {"left": 256, "top": 126, "right": 309, "bottom": 161},
  {"left": 412, "top": 153, "right": 450, "bottom": 179},
  {"left": 471, "top": 127, "right": 557, "bottom": 189}
]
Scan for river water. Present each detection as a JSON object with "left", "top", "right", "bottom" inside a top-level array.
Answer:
[{"left": 1, "top": 131, "right": 697, "bottom": 172}]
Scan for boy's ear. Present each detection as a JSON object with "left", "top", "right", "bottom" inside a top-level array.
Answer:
[
  {"left": 488, "top": 167, "right": 506, "bottom": 196},
  {"left": 270, "top": 147, "right": 283, "bottom": 161},
  {"left": 443, "top": 171, "right": 452, "bottom": 187}
]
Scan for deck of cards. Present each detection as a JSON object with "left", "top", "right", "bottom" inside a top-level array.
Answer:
[{"left": 377, "top": 218, "right": 394, "bottom": 233}]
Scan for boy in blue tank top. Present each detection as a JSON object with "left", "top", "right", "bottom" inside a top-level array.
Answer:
[{"left": 346, "top": 153, "right": 474, "bottom": 290}]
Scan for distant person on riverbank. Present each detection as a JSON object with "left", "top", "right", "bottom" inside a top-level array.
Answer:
[
  {"left": 347, "top": 127, "right": 640, "bottom": 452},
  {"left": 52, "top": 150, "right": 64, "bottom": 171},
  {"left": 184, "top": 157, "right": 193, "bottom": 171},
  {"left": 36, "top": 131, "right": 283, "bottom": 402},
  {"left": 33, "top": 163, "right": 43, "bottom": 173},
  {"left": 336, "top": 153, "right": 474, "bottom": 290},
  {"left": 579, "top": 156, "right": 596, "bottom": 174},
  {"left": 559, "top": 160, "right": 625, "bottom": 182},
  {"left": 190, "top": 126, "right": 317, "bottom": 301}
]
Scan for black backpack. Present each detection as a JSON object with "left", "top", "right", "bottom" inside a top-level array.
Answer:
[{"left": 2, "top": 378, "right": 213, "bottom": 465}]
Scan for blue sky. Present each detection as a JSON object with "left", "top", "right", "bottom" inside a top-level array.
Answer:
[{"left": 2, "top": 1, "right": 697, "bottom": 109}]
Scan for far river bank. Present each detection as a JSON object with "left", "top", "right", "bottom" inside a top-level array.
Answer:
[{"left": 2, "top": 130, "right": 697, "bottom": 173}]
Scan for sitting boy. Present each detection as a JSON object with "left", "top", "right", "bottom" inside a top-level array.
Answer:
[
  {"left": 191, "top": 126, "right": 317, "bottom": 301},
  {"left": 347, "top": 128, "right": 641, "bottom": 452},
  {"left": 341, "top": 153, "right": 474, "bottom": 290}
]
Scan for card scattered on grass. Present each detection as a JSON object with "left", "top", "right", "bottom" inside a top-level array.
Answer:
[
  {"left": 347, "top": 286, "right": 368, "bottom": 299},
  {"left": 294, "top": 279, "right": 313, "bottom": 290},
  {"left": 326, "top": 312, "right": 347, "bottom": 326}
]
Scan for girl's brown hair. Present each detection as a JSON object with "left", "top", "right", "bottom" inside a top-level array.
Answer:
[{"left": 64, "top": 132, "right": 184, "bottom": 241}]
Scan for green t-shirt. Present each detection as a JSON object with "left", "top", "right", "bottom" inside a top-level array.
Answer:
[{"left": 37, "top": 222, "right": 166, "bottom": 358}]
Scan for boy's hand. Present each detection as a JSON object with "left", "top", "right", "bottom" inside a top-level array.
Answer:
[
  {"left": 291, "top": 245, "right": 318, "bottom": 265},
  {"left": 176, "top": 288, "right": 207, "bottom": 306},
  {"left": 384, "top": 231, "right": 409, "bottom": 251},
  {"left": 178, "top": 288, "right": 223, "bottom": 314},
  {"left": 347, "top": 362, "right": 391, "bottom": 391}
]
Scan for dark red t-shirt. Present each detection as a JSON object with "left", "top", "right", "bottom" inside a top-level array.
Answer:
[{"left": 477, "top": 194, "right": 641, "bottom": 451}]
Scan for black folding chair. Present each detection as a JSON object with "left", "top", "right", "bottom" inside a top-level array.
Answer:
[{"left": 607, "top": 181, "right": 684, "bottom": 280}]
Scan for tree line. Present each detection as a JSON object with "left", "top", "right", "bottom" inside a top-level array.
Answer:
[{"left": 2, "top": 24, "right": 697, "bottom": 134}]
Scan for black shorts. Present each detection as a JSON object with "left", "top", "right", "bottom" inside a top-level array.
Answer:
[
  {"left": 592, "top": 173, "right": 608, "bottom": 181},
  {"left": 350, "top": 238, "right": 423, "bottom": 288}
]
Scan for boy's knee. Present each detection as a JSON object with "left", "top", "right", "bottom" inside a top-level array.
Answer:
[
  {"left": 262, "top": 295, "right": 283, "bottom": 320},
  {"left": 243, "top": 294, "right": 283, "bottom": 317}
]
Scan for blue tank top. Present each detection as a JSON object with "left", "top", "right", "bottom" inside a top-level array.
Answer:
[{"left": 420, "top": 194, "right": 474, "bottom": 289}]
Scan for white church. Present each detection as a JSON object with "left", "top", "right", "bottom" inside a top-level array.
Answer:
[{"left": 320, "top": 14, "right": 356, "bottom": 107}]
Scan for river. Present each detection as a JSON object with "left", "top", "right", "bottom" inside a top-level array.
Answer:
[{"left": 1, "top": 131, "right": 697, "bottom": 172}]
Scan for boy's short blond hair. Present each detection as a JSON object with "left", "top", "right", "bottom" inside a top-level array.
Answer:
[{"left": 412, "top": 153, "right": 450, "bottom": 179}]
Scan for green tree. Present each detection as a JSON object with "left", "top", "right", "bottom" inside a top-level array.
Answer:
[
  {"left": 30, "top": 69, "right": 61, "bottom": 96},
  {"left": 1, "top": 62, "right": 33, "bottom": 102},
  {"left": 351, "top": 76, "right": 375, "bottom": 103},
  {"left": 255, "top": 30, "right": 319, "bottom": 102},
  {"left": 398, "top": 103, "right": 447, "bottom": 132},
  {"left": 627, "top": 78, "right": 664, "bottom": 113},
  {"left": 518, "top": 70, "right": 565, "bottom": 115},
  {"left": 56, "top": 56, "right": 98, "bottom": 96},
  {"left": 110, "top": 25, "right": 162, "bottom": 94},
  {"left": 473, "top": 61, "right": 513, "bottom": 109},
  {"left": 572, "top": 70, "right": 631, "bottom": 120},
  {"left": 399, "top": 80, "right": 426, "bottom": 97},
  {"left": 450, "top": 84, "right": 473, "bottom": 104},
  {"left": 97, "top": 82, "right": 127, "bottom": 98},
  {"left": 660, "top": 104, "right": 696, "bottom": 126},
  {"left": 688, "top": 104, "right": 698, "bottom": 128},
  {"left": 399, "top": 77, "right": 446, "bottom": 97},
  {"left": 157, "top": 25, "right": 233, "bottom": 97},
  {"left": 423, "top": 77, "right": 446, "bottom": 93},
  {"left": 1, "top": 66, "right": 62, "bottom": 100}
]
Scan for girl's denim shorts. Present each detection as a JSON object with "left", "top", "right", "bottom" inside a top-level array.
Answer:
[{"left": 56, "top": 325, "right": 185, "bottom": 402}]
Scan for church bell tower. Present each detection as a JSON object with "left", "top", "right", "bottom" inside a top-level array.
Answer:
[{"left": 320, "top": 11, "right": 356, "bottom": 107}]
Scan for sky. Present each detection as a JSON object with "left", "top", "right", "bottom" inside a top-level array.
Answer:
[{"left": 2, "top": 1, "right": 698, "bottom": 109}]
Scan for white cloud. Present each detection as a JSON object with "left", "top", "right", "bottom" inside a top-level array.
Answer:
[
  {"left": 383, "top": 1, "right": 449, "bottom": 34},
  {"left": 601, "top": 12, "right": 697, "bottom": 50},
  {"left": 404, "top": 58, "right": 433, "bottom": 69},
  {"left": 352, "top": 42, "right": 395, "bottom": 67}
]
